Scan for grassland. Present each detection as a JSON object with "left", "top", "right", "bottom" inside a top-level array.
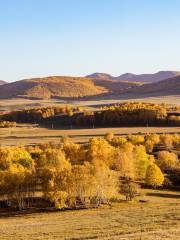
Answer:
[
  {"left": 0, "top": 124, "right": 180, "bottom": 146},
  {"left": 0, "top": 97, "right": 180, "bottom": 239},
  {"left": 1, "top": 95, "right": 180, "bottom": 112},
  {"left": 0, "top": 189, "right": 180, "bottom": 240}
]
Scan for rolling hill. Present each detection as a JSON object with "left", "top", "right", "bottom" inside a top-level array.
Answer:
[
  {"left": 93, "top": 78, "right": 140, "bottom": 93},
  {"left": 0, "top": 76, "right": 109, "bottom": 99},
  {"left": 115, "top": 71, "right": 180, "bottom": 83},
  {"left": 87, "top": 71, "right": 180, "bottom": 83},
  {"left": 1, "top": 72, "right": 180, "bottom": 100},
  {"left": 0, "top": 76, "right": 140, "bottom": 99},
  {"left": 122, "top": 75, "right": 180, "bottom": 97},
  {"left": 86, "top": 73, "right": 113, "bottom": 80}
]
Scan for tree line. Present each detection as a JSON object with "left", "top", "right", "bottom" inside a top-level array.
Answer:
[
  {"left": 0, "top": 133, "right": 180, "bottom": 211},
  {"left": 2, "top": 102, "right": 180, "bottom": 127},
  {"left": 1, "top": 105, "right": 82, "bottom": 123}
]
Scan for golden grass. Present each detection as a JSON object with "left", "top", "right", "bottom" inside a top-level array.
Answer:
[
  {"left": 0, "top": 124, "right": 180, "bottom": 146},
  {"left": 0, "top": 189, "right": 180, "bottom": 240},
  {"left": 1, "top": 95, "right": 180, "bottom": 112}
]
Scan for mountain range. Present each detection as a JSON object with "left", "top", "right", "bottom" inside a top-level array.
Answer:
[
  {"left": 122, "top": 75, "right": 180, "bottom": 97},
  {"left": 0, "top": 71, "right": 180, "bottom": 99},
  {"left": 86, "top": 71, "right": 180, "bottom": 83}
]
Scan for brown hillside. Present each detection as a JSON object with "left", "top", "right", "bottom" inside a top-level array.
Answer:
[
  {"left": 93, "top": 79, "right": 140, "bottom": 93},
  {"left": 0, "top": 76, "right": 108, "bottom": 99},
  {"left": 0, "top": 76, "right": 140, "bottom": 99},
  {"left": 87, "top": 71, "right": 180, "bottom": 83},
  {"left": 123, "top": 75, "right": 180, "bottom": 97}
]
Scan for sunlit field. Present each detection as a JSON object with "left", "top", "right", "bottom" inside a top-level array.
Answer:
[
  {"left": 0, "top": 124, "right": 180, "bottom": 146},
  {"left": 1, "top": 95, "right": 180, "bottom": 112},
  {"left": 0, "top": 189, "right": 180, "bottom": 240}
]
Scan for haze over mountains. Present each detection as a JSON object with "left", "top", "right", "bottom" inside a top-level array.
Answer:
[
  {"left": 0, "top": 70, "right": 180, "bottom": 99},
  {"left": 123, "top": 75, "right": 180, "bottom": 97},
  {"left": 86, "top": 71, "right": 180, "bottom": 83},
  {"left": 0, "top": 80, "right": 7, "bottom": 85}
]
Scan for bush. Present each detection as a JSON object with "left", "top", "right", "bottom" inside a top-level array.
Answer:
[
  {"left": 145, "top": 163, "right": 164, "bottom": 188},
  {"left": 120, "top": 178, "right": 140, "bottom": 201}
]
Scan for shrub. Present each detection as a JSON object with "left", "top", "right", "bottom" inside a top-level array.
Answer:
[
  {"left": 156, "top": 151, "right": 179, "bottom": 171},
  {"left": 145, "top": 163, "right": 164, "bottom": 188},
  {"left": 120, "top": 178, "right": 139, "bottom": 201}
]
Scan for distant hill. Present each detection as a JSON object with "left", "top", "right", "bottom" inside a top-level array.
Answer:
[
  {"left": 0, "top": 80, "right": 7, "bottom": 85},
  {"left": 115, "top": 71, "right": 180, "bottom": 83},
  {"left": 87, "top": 71, "right": 180, "bottom": 83},
  {"left": 1, "top": 72, "right": 180, "bottom": 100},
  {"left": 0, "top": 76, "right": 139, "bottom": 99},
  {"left": 93, "top": 79, "right": 140, "bottom": 93},
  {"left": 0, "top": 76, "right": 109, "bottom": 99},
  {"left": 123, "top": 75, "right": 180, "bottom": 97},
  {"left": 86, "top": 72, "right": 113, "bottom": 80}
]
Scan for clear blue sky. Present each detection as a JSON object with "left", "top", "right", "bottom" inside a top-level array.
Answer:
[{"left": 1, "top": 0, "right": 180, "bottom": 82}]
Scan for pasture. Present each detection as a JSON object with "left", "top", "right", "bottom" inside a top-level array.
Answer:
[
  {"left": 0, "top": 189, "right": 180, "bottom": 240},
  {"left": 0, "top": 124, "right": 180, "bottom": 146},
  {"left": 0, "top": 97, "right": 180, "bottom": 240},
  {"left": 1, "top": 95, "right": 180, "bottom": 112}
]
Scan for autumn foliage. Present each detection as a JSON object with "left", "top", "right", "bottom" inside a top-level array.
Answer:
[{"left": 0, "top": 132, "right": 180, "bottom": 211}]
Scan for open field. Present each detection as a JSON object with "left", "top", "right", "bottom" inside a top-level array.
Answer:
[
  {"left": 0, "top": 189, "right": 180, "bottom": 240},
  {"left": 1, "top": 95, "right": 180, "bottom": 112},
  {"left": 1, "top": 124, "right": 180, "bottom": 146},
  {"left": 0, "top": 98, "right": 67, "bottom": 112}
]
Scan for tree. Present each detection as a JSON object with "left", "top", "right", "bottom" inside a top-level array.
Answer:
[
  {"left": 145, "top": 163, "right": 164, "bottom": 188},
  {"left": 110, "top": 136, "right": 127, "bottom": 147},
  {"left": 120, "top": 178, "right": 139, "bottom": 201},
  {"left": 146, "top": 134, "right": 160, "bottom": 145},
  {"left": 87, "top": 137, "right": 114, "bottom": 168},
  {"left": 113, "top": 148, "right": 134, "bottom": 179},
  {"left": 133, "top": 145, "right": 150, "bottom": 180},
  {"left": 160, "top": 134, "right": 173, "bottom": 149},
  {"left": 92, "top": 162, "right": 119, "bottom": 206},
  {"left": 39, "top": 148, "right": 72, "bottom": 209},
  {"left": 67, "top": 162, "right": 95, "bottom": 208},
  {"left": 105, "top": 132, "right": 114, "bottom": 142},
  {"left": 156, "top": 151, "right": 179, "bottom": 171},
  {"left": 145, "top": 140, "right": 154, "bottom": 153},
  {"left": 62, "top": 142, "right": 85, "bottom": 165},
  {"left": 128, "top": 135, "right": 145, "bottom": 145}
]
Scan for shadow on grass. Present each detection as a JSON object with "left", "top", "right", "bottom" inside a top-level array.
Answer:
[{"left": 146, "top": 192, "right": 180, "bottom": 199}]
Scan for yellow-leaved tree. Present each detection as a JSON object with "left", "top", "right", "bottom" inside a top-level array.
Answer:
[
  {"left": 156, "top": 151, "right": 179, "bottom": 171},
  {"left": 145, "top": 163, "right": 164, "bottom": 188},
  {"left": 133, "top": 145, "right": 150, "bottom": 180}
]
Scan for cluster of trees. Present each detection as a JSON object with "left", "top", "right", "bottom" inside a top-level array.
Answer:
[
  {"left": 168, "top": 115, "right": 180, "bottom": 126},
  {"left": 0, "top": 121, "right": 16, "bottom": 128},
  {"left": 1, "top": 105, "right": 82, "bottom": 123},
  {"left": 2, "top": 102, "right": 180, "bottom": 127},
  {"left": 33, "top": 102, "right": 180, "bottom": 127},
  {"left": 0, "top": 133, "right": 180, "bottom": 211}
]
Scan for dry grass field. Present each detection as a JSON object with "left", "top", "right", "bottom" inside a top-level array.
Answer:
[
  {"left": 0, "top": 98, "right": 180, "bottom": 240},
  {"left": 1, "top": 95, "right": 180, "bottom": 112},
  {"left": 0, "top": 189, "right": 180, "bottom": 240},
  {"left": 0, "top": 124, "right": 180, "bottom": 146}
]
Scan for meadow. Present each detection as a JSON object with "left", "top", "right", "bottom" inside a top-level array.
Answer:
[
  {"left": 0, "top": 97, "right": 180, "bottom": 240},
  {"left": 0, "top": 124, "right": 180, "bottom": 146},
  {"left": 0, "top": 189, "right": 180, "bottom": 240},
  {"left": 1, "top": 95, "right": 180, "bottom": 112}
]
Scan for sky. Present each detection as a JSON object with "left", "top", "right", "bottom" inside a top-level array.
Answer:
[{"left": 0, "top": 0, "right": 180, "bottom": 82}]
